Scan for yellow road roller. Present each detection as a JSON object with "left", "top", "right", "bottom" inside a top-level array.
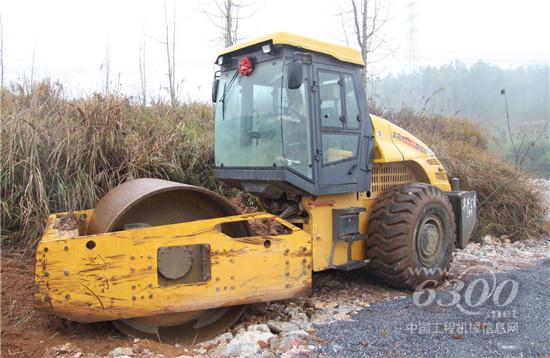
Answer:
[{"left": 34, "top": 32, "right": 476, "bottom": 343}]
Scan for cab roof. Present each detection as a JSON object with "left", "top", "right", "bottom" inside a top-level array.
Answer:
[{"left": 216, "top": 32, "right": 364, "bottom": 66}]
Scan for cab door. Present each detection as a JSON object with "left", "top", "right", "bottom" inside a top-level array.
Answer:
[{"left": 314, "top": 67, "right": 363, "bottom": 192}]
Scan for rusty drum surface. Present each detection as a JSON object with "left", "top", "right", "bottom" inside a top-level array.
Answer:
[{"left": 87, "top": 178, "right": 248, "bottom": 343}]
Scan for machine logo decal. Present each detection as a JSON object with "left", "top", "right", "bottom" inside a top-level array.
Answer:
[{"left": 392, "top": 132, "right": 433, "bottom": 155}]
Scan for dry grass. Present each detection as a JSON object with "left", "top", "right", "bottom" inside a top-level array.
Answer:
[
  {"left": 379, "top": 108, "right": 547, "bottom": 241},
  {"left": 1, "top": 81, "right": 226, "bottom": 251},
  {"left": 2, "top": 83, "right": 546, "bottom": 252}
]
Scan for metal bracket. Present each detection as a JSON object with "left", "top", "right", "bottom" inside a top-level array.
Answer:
[{"left": 329, "top": 207, "right": 368, "bottom": 270}]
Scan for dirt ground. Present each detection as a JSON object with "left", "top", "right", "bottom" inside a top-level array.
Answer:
[
  {"left": 0, "top": 248, "right": 402, "bottom": 358},
  {"left": 0, "top": 250, "right": 201, "bottom": 357}
]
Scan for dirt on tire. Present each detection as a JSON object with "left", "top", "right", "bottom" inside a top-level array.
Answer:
[{"left": 366, "top": 183, "right": 456, "bottom": 289}]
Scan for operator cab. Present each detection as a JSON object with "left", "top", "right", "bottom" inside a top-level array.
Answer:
[{"left": 212, "top": 33, "right": 374, "bottom": 198}]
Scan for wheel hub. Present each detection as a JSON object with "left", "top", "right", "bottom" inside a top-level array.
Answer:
[
  {"left": 158, "top": 246, "right": 193, "bottom": 280},
  {"left": 417, "top": 216, "right": 444, "bottom": 267}
]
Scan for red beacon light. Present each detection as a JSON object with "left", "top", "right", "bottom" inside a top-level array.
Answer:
[{"left": 239, "top": 56, "right": 254, "bottom": 76}]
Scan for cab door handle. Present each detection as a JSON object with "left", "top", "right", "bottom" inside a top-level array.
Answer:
[
  {"left": 348, "top": 164, "right": 358, "bottom": 175},
  {"left": 314, "top": 149, "right": 322, "bottom": 161}
]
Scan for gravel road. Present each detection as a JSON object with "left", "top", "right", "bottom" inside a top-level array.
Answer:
[{"left": 315, "top": 259, "right": 550, "bottom": 358}]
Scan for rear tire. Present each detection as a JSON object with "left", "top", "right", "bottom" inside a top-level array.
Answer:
[{"left": 366, "top": 183, "right": 456, "bottom": 290}]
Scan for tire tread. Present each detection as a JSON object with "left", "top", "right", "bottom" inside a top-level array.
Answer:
[{"left": 366, "top": 182, "right": 456, "bottom": 289}]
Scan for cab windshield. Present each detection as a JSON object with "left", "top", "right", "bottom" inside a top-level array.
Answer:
[{"left": 214, "top": 59, "right": 312, "bottom": 179}]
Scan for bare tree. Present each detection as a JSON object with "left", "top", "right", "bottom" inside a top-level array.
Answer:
[
  {"left": 345, "top": 0, "right": 389, "bottom": 88},
  {"left": 203, "top": 0, "right": 240, "bottom": 47},
  {"left": 338, "top": 5, "right": 350, "bottom": 46},
  {"left": 103, "top": 44, "right": 110, "bottom": 96},
  {"left": 138, "top": 39, "right": 147, "bottom": 106},
  {"left": 501, "top": 88, "right": 550, "bottom": 169},
  {"left": 164, "top": 0, "right": 177, "bottom": 108},
  {"left": 203, "top": 1, "right": 260, "bottom": 48},
  {"left": 223, "top": 0, "right": 237, "bottom": 47}
]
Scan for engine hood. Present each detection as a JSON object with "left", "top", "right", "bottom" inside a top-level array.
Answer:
[{"left": 370, "top": 114, "right": 451, "bottom": 191}]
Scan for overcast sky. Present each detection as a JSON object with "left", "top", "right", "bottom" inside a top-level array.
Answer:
[{"left": 1, "top": 0, "right": 549, "bottom": 101}]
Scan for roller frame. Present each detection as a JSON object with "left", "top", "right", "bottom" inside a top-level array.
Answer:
[{"left": 34, "top": 211, "right": 312, "bottom": 323}]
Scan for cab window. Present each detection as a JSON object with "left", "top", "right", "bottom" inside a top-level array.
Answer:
[
  {"left": 322, "top": 133, "right": 359, "bottom": 164},
  {"left": 344, "top": 74, "right": 360, "bottom": 129},
  {"left": 319, "top": 70, "right": 343, "bottom": 128}
]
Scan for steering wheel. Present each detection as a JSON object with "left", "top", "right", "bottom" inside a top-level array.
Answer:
[
  {"left": 283, "top": 107, "right": 305, "bottom": 121},
  {"left": 256, "top": 112, "right": 280, "bottom": 139}
]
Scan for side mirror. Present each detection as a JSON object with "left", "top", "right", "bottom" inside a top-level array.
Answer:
[
  {"left": 287, "top": 62, "right": 303, "bottom": 89},
  {"left": 211, "top": 78, "right": 220, "bottom": 103}
]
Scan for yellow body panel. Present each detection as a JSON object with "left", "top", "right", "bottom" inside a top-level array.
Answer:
[
  {"left": 302, "top": 194, "right": 374, "bottom": 271},
  {"left": 371, "top": 114, "right": 451, "bottom": 192},
  {"left": 302, "top": 114, "right": 452, "bottom": 271},
  {"left": 35, "top": 212, "right": 311, "bottom": 323},
  {"left": 216, "top": 32, "right": 364, "bottom": 66}
]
